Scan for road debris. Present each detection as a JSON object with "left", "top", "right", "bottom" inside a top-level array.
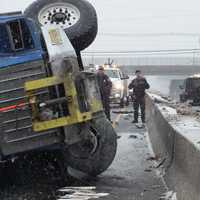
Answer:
[
  {"left": 151, "top": 185, "right": 162, "bottom": 189},
  {"left": 152, "top": 92, "right": 200, "bottom": 120},
  {"left": 155, "top": 158, "right": 167, "bottom": 169},
  {"left": 144, "top": 168, "right": 152, "bottom": 172},
  {"left": 176, "top": 103, "right": 193, "bottom": 115},
  {"left": 57, "top": 186, "right": 109, "bottom": 200},
  {"left": 129, "top": 135, "right": 138, "bottom": 139},
  {"left": 149, "top": 93, "right": 170, "bottom": 104},
  {"left": 146, "top": 155, "right": 160, "bottom": 161},
  {"left": 159, "top": 191, "right": 177, "bottom": 200}
]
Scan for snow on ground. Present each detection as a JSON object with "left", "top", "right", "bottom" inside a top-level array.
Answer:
[
  {"left": 160, "top": 191, "right": 177, "bottom": 200},
  {"left": 148, "top": 93, "right": 170, "bottom": 104},
  {"left": 57, "top": 187, "right": 109, "bottom": 200},
  {"left": 151, "top": 92, "right": 200, "bottom": 149}
]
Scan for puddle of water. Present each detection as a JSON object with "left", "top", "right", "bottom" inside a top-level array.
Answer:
[{"left": 57, "top": 186, "right": 109, "bottom": 200}]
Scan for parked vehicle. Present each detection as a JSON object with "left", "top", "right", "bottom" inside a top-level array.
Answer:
[
  {"left": 104, "top": 67, "right": 129, "bottom": 107},
  {"left": 180, "top": 74, "right": 200, "bottom": 105}
]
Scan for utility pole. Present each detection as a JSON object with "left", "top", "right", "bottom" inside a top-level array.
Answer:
[{"left": 107, "top": 58, "right": 114, "bottom": 65}]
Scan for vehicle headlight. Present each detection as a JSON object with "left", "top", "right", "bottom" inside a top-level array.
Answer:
[
  {"left": 114, "top": 82, "right": 123, "bottom": 90},
  {"left": 115, "top": 94, "right": 121, "bottom": 98}
]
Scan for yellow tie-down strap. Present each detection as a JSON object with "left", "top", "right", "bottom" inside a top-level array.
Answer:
[{"left": 24, "top": 75, "right": 102, "bottom": 132}]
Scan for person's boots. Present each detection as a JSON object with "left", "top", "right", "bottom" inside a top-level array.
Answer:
[
  {"left": 142, "top": 119, "right": 146, "bottom": 127},
  {"left": 132, "top": 119, "right": 138, "bottom": 124},
  {"left": 133, "top": 111, "right": 138, "bottom": 124}
]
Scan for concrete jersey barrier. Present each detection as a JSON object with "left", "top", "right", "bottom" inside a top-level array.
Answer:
[{"left": 146, "top": 93, "right": 200, "bottom": 200}]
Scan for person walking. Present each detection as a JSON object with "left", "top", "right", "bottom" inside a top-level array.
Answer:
[
  {"left": 128, "top": 70, "right": 150, "bottom": 126},
  {"left": 96, "top": 66, "right": 112, "bottom": 121}
]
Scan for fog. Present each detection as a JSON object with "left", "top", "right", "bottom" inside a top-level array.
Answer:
[{"left": 1, "top": 0, "right": 200, "bottom": 52}]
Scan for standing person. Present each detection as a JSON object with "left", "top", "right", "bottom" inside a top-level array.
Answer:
[
  {"left": 96, "top": 66, "right": 112, "bottom": 121},
  {"left": 128, "top": 70, "right": 150, "bottom": 126}
]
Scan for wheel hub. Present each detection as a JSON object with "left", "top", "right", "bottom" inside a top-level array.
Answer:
[
  {"left": 52, "top": 12, "right": 67, "bottom": 23},
  {"left": 38, "top": 3, "right": 80, "bottom": 29},
  {"left": 68, "top": 128, "right": 98, "bottom": 159}
]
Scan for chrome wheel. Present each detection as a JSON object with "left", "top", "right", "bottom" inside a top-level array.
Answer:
[
  {"left": 25, "top": 0, "right": 98, "bottom": 50},
  {"left": 38, "top": 2, "right": 80, "bottom": 28}
]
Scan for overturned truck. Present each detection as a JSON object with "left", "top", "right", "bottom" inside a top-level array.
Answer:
[{"left": 0, "top": 0, "right": 117, "bottom": 176}]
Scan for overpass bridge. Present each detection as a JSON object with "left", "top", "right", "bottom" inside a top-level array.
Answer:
[{"left": 120, "top": 65, "right": 200, "bottom": 75}]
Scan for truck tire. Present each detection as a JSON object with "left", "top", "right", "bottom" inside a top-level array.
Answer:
[
  {"left": 64, "top": 117, "right": 117, "bottom": 176},
  {"left": 24, "top": 0, "right": 98, "bottom": 51}
]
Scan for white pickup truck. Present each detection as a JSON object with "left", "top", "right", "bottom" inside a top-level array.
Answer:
[{"left": 104, "top": 67, "right": 129, "bottom": 107}]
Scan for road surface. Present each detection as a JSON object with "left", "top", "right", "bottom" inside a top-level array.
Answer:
[{"left": 0, "top": 106, "right": 166, "bottom": 200}]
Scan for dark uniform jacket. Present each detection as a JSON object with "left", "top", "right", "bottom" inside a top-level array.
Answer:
[
  {"left": 128, "top": 77, "right": 150, "bottom": 99},
  {"left": 97, "top": 72, "right": 112, "bottom": 97}
]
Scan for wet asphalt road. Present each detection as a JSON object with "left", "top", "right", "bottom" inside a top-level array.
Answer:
[{"left": 0, "top": 105, "right": 166, "bottom": 200}]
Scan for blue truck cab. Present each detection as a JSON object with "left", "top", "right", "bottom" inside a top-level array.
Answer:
[
  {"left": 0, "top": 12, "right": 45, "bottom": 68},
  {"left": 0, "top": 13, "right": 63, "bottom": 157}
]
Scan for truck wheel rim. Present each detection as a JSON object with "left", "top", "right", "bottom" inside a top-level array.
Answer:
[
  {"left": 38, "top": 3, "right": 80, "bottom": 29},
  {"left": 68, "top": 127, "right": 98, "bottom": 159}
]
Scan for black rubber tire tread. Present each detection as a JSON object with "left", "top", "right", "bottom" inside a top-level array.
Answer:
[
  {"left": 65, "top": 117, "right": 117, "bottom": 176},
  {"left": 24, "top": 0, "right": 98, "bottom": 51}
]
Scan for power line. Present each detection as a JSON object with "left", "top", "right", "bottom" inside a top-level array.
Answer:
[
  {"left": 83, "top": 53, "right": 200, "bottom": 57},
  {"left": 83, "top": 48, "right": 200, "bottom": 54},
  {"left": 82, "top": 49, "right": 200, "bottom": 57},
  {"left": 97, "top": 33, "right": 200, "bottom": 37},
  {"left": 98, "top": 14, "right": 200, "bottom": 22}
]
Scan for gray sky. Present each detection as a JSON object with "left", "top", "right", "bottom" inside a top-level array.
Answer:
[{"left": 1, "top": 0, "right": 200, "bottom": 52}]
